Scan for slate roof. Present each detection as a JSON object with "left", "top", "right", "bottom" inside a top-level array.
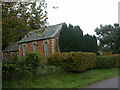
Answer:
[
  {"left": 18, "top": 23, "right": 65, "bottom": 44},
  {"left": 3, "top": 42, "right": 18, "bottom": 52}
]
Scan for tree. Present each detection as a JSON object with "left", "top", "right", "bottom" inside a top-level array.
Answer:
[
  {"left": 59, "top": 24, "right": 83, "bottom": 52},
  {"left": 113, "top": 24, "right": 120, "bottom": 54},
  {"left": 83, "top": 34, "right": 97, "bottom": 53},
  {"left": 95, "top": 23, "right": 120, "bottom": 54},
  {"left": 2, "top": 1, "right": 48, "bottom": 49},
  {"left": 58, "top": 23, "right": 68, "bottom": 52},
  {"left": 59, "top": 24, "right": 98, "bottom": 53}
]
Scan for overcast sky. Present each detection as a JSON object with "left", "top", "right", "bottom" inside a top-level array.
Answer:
[{"left": 46, "top": 0, "right": 119, "bottom": 35}]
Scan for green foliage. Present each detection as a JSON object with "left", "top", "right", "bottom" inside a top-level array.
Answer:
[
  {"left": 47, "top": 66, "right": 60, "bottom": 72},
  {"left": 83, "top": 34, "right": 98, "bottom": 53},
  {"left": 2, "top": 54, "right": 31, "bottom": 77},
  {"left": 24, "top": 52, "right": 44, "bottom": 74},
  {"left": 2, "top": 60, "right": 15, "bottom": 76},
  {"left": 59, "top": 24, "right": 83, "bottom": 52},
  {"left": 2, "top": 1, "right": 48, "bottom": 49},
  {"left": 3, "top": 68, "right": 118, "bottom": 88},
  {"left": 102, "top": 52, "right": 112, "bottom": 55},
  {"left": 116, "top": 58, "right": 120, "bottom": 68},
  {"left": 95, "top": 24, "right": 120, "bottom": 54},
  {"left": 11, "top": 53, "right": 19, "bottom": 61},
  {"left": 59, "top": 24, "right": 98, "bottom": 53},
  {"left": 48, "top": 52, "right": 96, "bottom": 72},
  {"left": 112, "top": 54, "right": 120, "bottom": 68},
  {"left": 2, "top": 52, "right": 46, "bottom": 78},
  {"left": 2, "top": 58, "right": 20, "bottom": 77},
  {"left": 96, "top": 56, "right": 117, "bottom": 69},
  {"left": 47, "top": 52, "right": 63, "bottom": 67}
]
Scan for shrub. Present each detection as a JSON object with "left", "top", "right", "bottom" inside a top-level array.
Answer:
[
  {"left": 102, "top": 52, "right": 112, "bottom": 55},
  {"left": 48, "top": 52, "right": 96, "bottom": 72},
  {"left": 2, "top": 60, "right": 17, "bottom": 76},
  {"left": 47, "top": 52, "right": 64, "bottom": 67},
  {"left": 2, "top": 52, "right": 47, "bottom": 78},
  {"left": 24, "top": 52, "right": 46, "bottom": 74},
  {"left": 96, "top": 56, "right": 117, "bottom": 69},
  {"left": 116, "top": 59, "right": 120, "bottom": 68},
  {"left": 2, "top": 55, "right": 20, "bottom": 77},
  {"left": 112, "top": 54, "right": 120, "bottom": 68},
  {"left": 38, "top": 53, "right": 47, "bottom": 67}
]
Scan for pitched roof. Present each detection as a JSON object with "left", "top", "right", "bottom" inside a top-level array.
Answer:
[
  {"left": 3, "top": 42, "right": 18, "bottom": 52},
  {"left": 18, "top": 23, "right": 65, "bottom": 44}
]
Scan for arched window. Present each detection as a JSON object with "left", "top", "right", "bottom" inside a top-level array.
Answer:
[
  {"left": 44, "top": 41, "right": 49, "bottom": 56},
  {"left": 32, "top": 42, "right": 37, "bottom": 52},
  {"left": 22, "top": 44, "right": 27, "bottom": 56}
]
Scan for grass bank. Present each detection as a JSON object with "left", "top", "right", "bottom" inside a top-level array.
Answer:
[{"left": 3, "top": 68, "right": 118, "bottom": 88}]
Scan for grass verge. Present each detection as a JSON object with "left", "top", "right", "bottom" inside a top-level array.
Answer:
[{"left": 3, "top": 68, "right": 118, "bottom": 88}]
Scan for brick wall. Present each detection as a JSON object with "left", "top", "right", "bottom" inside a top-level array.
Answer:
[
  {"left": 3, "top": 51, "right": 18, "bottom": 60},
  {"left": 19, "top": 31, "right": 61, "bottom": 56},
  {"left": 55, "top": 31, "right": 60, "bottom": 52},
  {"left": 19, "top": 39, "right": 53, "bottom": 56}
]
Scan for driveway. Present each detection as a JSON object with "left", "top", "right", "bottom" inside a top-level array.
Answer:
[{"left": 83, "top": 75, "right": 119, "bottom": 88}]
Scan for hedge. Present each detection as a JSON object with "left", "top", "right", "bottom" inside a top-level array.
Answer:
[
  {"left": 116, "top": 55, "right": 120, "bottom": 68},
  {"left": 96, "top": 56, "right": 117, "bottom": 69},
  {"left": 111, "top": 54, "right": 120, "bottom": 68},
  {"left": 48, "top": 52, "right": 96, "bottom": 72}
]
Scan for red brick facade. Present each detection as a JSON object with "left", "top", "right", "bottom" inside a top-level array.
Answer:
[{"left": 19, "top": 32, "right": 60, "bottom": 56}]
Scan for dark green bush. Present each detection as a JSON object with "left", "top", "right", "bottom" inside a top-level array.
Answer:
[
  {"left": 96, "top": 56, "right": 117, "bottom": 69},
  {"left": 2, "top": 55, "right": 21, "bottom": 77},
  {"left": 113, "top": 54, "right": 120, "bottom": 68},
  {"left": 2, "top": 52, "right": 46, "bottom": 77},
  {"left": 2, "top": 60, "right": 17, "bottom": 76},
  {"left": 116, "top": 57, "right": 120, "bottom": 68},
  {"left": 48, "top": 52, "right": 96, "bottom": 72}
]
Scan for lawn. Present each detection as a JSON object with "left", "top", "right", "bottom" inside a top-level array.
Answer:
[{"left": 3, "top": 67, "right": 119, "bottom": 88}]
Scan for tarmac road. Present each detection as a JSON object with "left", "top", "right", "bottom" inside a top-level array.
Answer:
[{"left": 83, "top": 75, "right": 119, "bottom": 88}]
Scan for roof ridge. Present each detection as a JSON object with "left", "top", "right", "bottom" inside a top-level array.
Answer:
[{"left": 35, "top": 22, "right": 66, "bottom": 31}]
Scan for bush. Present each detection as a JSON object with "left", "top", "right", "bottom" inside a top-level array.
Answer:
[
  {"left": 2, "top": 55, "right": 21, "bottom": 77},
  {"left": 47, "top": 52, "right": 64, "bottom": 67},
  {"left": 112, "top": 54, "right": 120, "bottom": 68},
  {"left": 96, "top": 56, "right": 117, "bottom": 69},
  {"left": 116, "top": 58, "right": 120, "bottom": 68},
  {"left": 2, "top": 60, "right": 17, "bottom": 76},
  {"left": 102, "top": 52, "right": 112, "bottom": 55},
  {"left": 48, "top": 52, "right": 96, "bottom": 72},
  {"left": 2, "top": 52, "right": 47, "bottom": 78},
  {"left": 24, "top": 52, "right": 46, "bottom": 74}
]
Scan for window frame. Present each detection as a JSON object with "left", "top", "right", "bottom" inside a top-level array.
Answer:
[
  {"left": 22, "top": 44, "right": 27, "bottom": 56},
  {"left": 32, "top": 42, "right": 38, "bottom": 52},
  {"left": 43, "top": 41, "right": 49, "bottom": 56}
]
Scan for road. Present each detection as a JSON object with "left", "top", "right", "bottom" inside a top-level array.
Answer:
[{"left": 83, "top": 75, "right": 119, "bottom": 88}]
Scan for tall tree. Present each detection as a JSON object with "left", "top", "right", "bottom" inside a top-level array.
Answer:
[
  {"left": 59, "top": 24, "right": 83, "bottom": 52},
  {"left": 2, "top": 1, "right": 48, "bottom": 49},
  {"left": 59, "top": 24, "right": 98, "bottom": 53},
  {"left": 95, "top": 23, "right": 120, "bottom": 54},
  {"left": 83, "top": 34, "right": 97, "bottom": 53}
]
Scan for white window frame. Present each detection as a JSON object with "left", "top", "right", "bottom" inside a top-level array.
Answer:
[
  {"left": 22, "top": 44, "right": 27, "bottom": 56},
  {"left": 43, "top": 41, "right": 49, "bottom": 56},
  {"left": 32, "top": 42, "right": 38, "bottom": 52}
]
